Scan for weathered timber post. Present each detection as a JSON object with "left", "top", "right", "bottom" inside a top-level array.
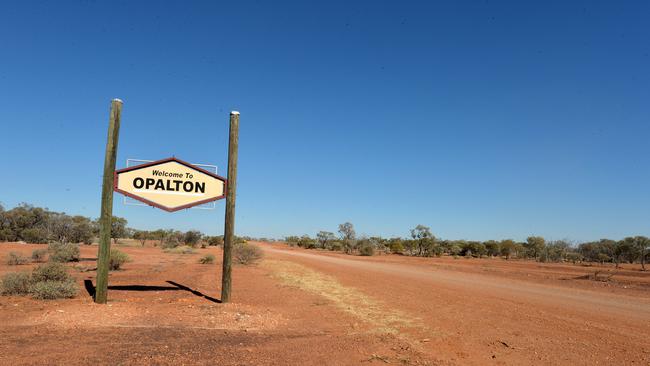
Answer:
[
  {"left": 221, "top": 111, "right": 239, "bottom": 303},
  {"left": 95, "top": 98, "right": 123, "bottom": 304}
]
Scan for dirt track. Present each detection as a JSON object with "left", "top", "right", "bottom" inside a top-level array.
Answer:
[
  {"left": 261, "top": 244, "right": 650, "bottom": 365},
  {"left": 0, "top": 242, "right": 648, "bottom": 365}
]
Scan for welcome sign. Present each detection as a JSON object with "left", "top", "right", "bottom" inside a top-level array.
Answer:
[{"left": 114, "top": 157, "right": 227, "bottom": 212}]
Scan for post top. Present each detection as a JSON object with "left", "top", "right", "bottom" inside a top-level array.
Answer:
[
  {"left": 112, "top": 98, "right": 124, "bottom": 104},
  {"left": 230, "top": 111, "right": 240, "bottom": 115}
]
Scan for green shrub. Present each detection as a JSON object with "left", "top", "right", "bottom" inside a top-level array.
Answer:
[
  {"left": 183, "top": 230, "right": 203, "bottom": 247},
  {"left": 31, "top": 249, "right": 48, "bottom": 262},
  {"left": 109, "top": 249, "right": 130, "bottom": 270},
  {"left": 161, "top": 239, "right": 179, "bottom": 249},
  {"left": 359, "top": 243, "right": 375, "bottom": 256},
  {"left": 32, "top": 262, "right": 71, "bottom": 282},
  {"left": 6, "top": 251, "right": 29, "bottom": 265},
  {"left": 21, "top": 228, "right": 49, "bottom": 244},
  {"left": 0, "top": 272, "right": 32, "bottom": 295},
  {"left": 30, "top": 279, "right": 78, "bottom": 300},
  {"left": 161, "top": 231, "right": 184, "bottom": 249},
  {"left": 330, "top": 241, "right": 343, "bottom": 251},
  {"left": 48, "top": 242, "right": 80, "bottom": 263},
  {"left": 389, "top": 240, "right": 404, "bottom": 254},
  {"left": 199, "top": 254, "right": 215, "bottom": 264},
  {"left": 206, "top": 236, "right": 224, "bottom": 246},
  {"left": 233, "top": 243, "right": 263, "bottom": 265},
  {"left": 27, "top": 263, "right": 78, "bottom": 299}
]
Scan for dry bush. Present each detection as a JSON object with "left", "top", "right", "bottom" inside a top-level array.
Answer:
[
  {"left": 2, "top": 262, "right": 79, "bottom": 300},
  {"left": 590, "top": 270, "right": 615, "bottom": 282},
  {"left": 29, "top": 263, "right": 78, "bottom": 299},
  {"left": 0, "top": 272, "right": 32, "bottom": 295},
  {"left": 6, "top": 251, "right": 29, "bottom": 265},
  {"left": 199, "top": 254, "right": 215, "bottom": 264},
  {"left": 30, "top": 279, "right": 78, "bottom": 300},
  {"left": 32, "top": 262, "right": 71, "bottom": 282},
  {"left": 164, "top": 245, "right": 195, "bottom": 254},
  {"left": 109, "top": 249, "right": 130, "bottom": 270},
  {"left": 358, "top": 243, "right": 375, "bottom": 256},
  {"left": 31, "top": 249, "right": 48, "bottom": 262},
  {"left": 234, "top": 243, "right": 263, "bottom": 265},
  {"left": 48, "top": 242, "right": 80, "bottom": 263}
]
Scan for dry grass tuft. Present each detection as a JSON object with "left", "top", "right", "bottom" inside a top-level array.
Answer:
[{"left": 263, "top": 260, "right": 419, "bottom": 335}]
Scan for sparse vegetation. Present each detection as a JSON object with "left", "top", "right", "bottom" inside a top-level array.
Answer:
[
  {"left": 30, "top": 279, "right": 78, "bottom": 300},
  {"left": 183, "top": 230, "right": 203, "bottom": 248},
  {"left": 199, "top": 254, "right": 215, "bottom": 264},
  {"left": 1, "top": 203, "right": 647, "bottom": 269},
  {"left": 6, "top": 251, "right": 29, "bottom": 265},
  {"left": 161, "top": 230, "right": 184, "bottom": 249},
  {"left": 110, "top": 216, "right": 128, "bottom": 245},
  {"left": 109, "top": 249, "right": 130, "bottom": 270},
  {"left": 164, "top": 245, "right": 195, "bottom": 254},
  {"left": 132, "top": 230, "right": 150, "bottom": 246},
  {"left": 358, "top": 242, "right": 375, "bottom": 256},
  {"left": 0, "top": 272, "right": 32, "bottom": 295},
  {"left": 31, "top": 248, "right": 48, "bottom": 262},
  {"left": 0, "top": 204, "right": 96, "bottom": 244},
  {"left": 1, "top": 262, "right": 79, "bottom": 300},
  {"left": 48, "top": 242, "right": 80, "bottom": 263},
  {"left": 282, "top": 222, "right": 650, "bottom": 269},
  {"left": 32, "top": 262, "right": 71, "bottom": 282},
  {"left": 206, "top": 236, "right": 224, "bottom": 247},
  {"left": 30, "top": 263, "right": 78, "bottom": 299},
  {"left": 233, "top": 243, "right": 263, "bottom": 265}
]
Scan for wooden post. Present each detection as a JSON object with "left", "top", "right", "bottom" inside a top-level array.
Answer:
[
  {"left": 221, "top": 111, "right": 239, "bottom": 303},
  {"left": 95, "top": 99, "right": 123, "bottom": 304}
]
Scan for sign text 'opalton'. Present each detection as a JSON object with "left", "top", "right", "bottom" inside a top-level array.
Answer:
[{"left": 132, "top": 169, "right": 206, "bottom": 193}]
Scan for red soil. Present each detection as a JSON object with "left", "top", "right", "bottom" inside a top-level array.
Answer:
[{"left": 0, "top": 241, "right": 648, "bottom": 365}]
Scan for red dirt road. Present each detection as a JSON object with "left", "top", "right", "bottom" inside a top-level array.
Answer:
[
  {"left": 0, "top": 242, "right": 648, "bottom": 365},
  {"left": 260, "top": 243, "right": 650, "bottom": 365}
]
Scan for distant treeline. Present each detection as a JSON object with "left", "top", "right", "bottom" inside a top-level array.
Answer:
[
  {"left": 286, "top": 222, "right": 649, "bottom": 270},
  {"left": 0, "top": 203, "right": 248, "bottom": 249}
]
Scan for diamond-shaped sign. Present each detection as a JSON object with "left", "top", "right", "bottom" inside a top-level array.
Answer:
[{"left": 114, "top": 157, "right": 227, "bottom": 212}]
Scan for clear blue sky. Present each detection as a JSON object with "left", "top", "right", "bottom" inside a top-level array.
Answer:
[{"left": 1, "top": 1, "right": 648, "bottom": 242}]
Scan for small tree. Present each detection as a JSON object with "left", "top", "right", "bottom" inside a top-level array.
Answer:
[
  {"left": 285, "top": 236, "right": 300, "bottom": 247},
  {"left": 387, "top": 238, "right": 405, "bottom": 254},
  {"left": 149, "top": 229, "right": 168, "bottom": 247},
  {"left": 546, "top": 240, "right": 572, "bottom": 262},
  {"left": 183, "top": 230, "right": 203, "bottom": 248},
  {"left": 48, "top": 213, "right": 74, "bottom": 244},
  {"left": 630, "top": 236, "right": 650, "bottom": 271},
  {"left": 524, "top": 236, "right": 546, "bottom": 260},
  {"left": 410, "top": 225, "right": 436, "bottom": 257},
  {"left": 484, "top": 240, "right": 501, "bottom": 257},
  {"left": 297, "top": 235, "right": 316, "bottom": 249},
  {"left": 70, "top": 215, "right": 94, "bottom": 244},
  {"left": 316, "top": 231, "right": 336, "bottom": 249},
  {"left": 133, "top": 230, "right": 150, "bottom": 247},
  {"left": 162, "top": 230, "right": 184, "bottom": 249},
  {"left": 110, "top": 216, "right": 128, "bottom": 244},
  {"left": 338, "top": 222, "right": 356, "bottom": 254}
]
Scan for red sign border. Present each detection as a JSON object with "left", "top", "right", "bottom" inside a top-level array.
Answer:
[{"left": 113, "top": 157, "right": 228, "bottom": 212}]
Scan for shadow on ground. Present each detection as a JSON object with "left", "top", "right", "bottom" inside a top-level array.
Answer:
[{"left": 83, "top": 279, "right": 221, "bottom": 303}]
